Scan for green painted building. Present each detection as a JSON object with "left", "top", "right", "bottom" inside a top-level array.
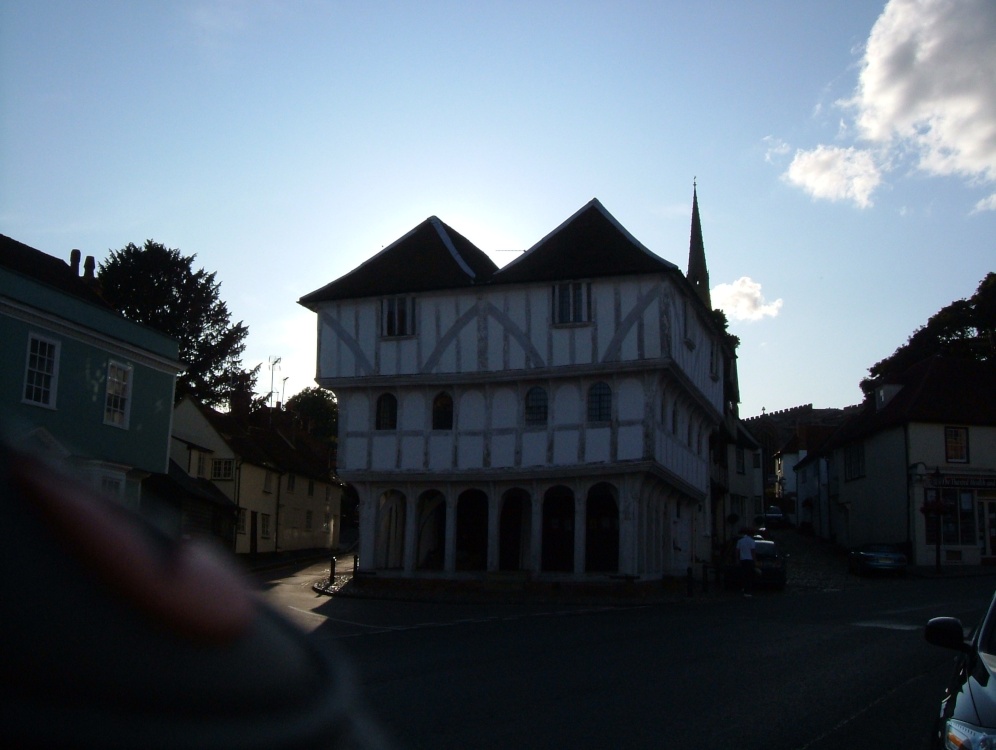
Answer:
[{"left": 1, "top": 235, "right": 182, "bottom": 506}]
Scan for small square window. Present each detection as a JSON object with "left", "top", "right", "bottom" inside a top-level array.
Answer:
[{"left": 212, "top": 458, "right": 234, "bottom": 480}]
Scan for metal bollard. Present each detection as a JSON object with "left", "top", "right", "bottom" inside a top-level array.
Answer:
[
  {"left": 330, "top": 554, "right": 337, "bottom": 577},
  {"left": 352, "top": 554, "right": 358, "bottom": 574}
]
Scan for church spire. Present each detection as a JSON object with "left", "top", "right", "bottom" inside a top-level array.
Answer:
[{"left": 687, "top": 179, "right": 711, "bottom": 308}]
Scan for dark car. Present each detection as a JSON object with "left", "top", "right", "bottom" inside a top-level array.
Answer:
[
  {"left": 848, "top": 543, "right": 908, "bottom": 575},
  {"left": 723, "top": 537, "right": 787, "bottom": 591},
  {"left": 763, "top": 505, "right": 786, "bottom": 528},
  {"left": 925, "top": 592, "right": 996, "bottom": 748}
]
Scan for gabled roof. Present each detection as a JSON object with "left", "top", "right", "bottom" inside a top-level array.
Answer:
[
  {"left": 490, "top": 198, "right": 678, "bottom": 285},
  {"left": 299, "top": 217, "right": 498, "bottom": 308},
  {"left": 0, "top": 234, "right": 109, "bottom": 308},
  {"left": 825, "top": 356, "right": 996, "bottom": 449}
]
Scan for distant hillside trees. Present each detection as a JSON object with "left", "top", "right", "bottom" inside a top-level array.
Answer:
[
  {"left": 861, "top": 272, "right": 995, "bottom": 396},
  {"left": 98, "top": 240, "right": 253, "bottom": 407}
]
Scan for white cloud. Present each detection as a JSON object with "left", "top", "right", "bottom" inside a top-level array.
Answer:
[
  {"left": 972, "top": 193, "right": 996, "bottom": 213},
  {"left": 781, "top": 0, "right": 996, "bottom": 208},
  {"left": 851, "top": 0, "right": 996, "bottom": 182},
  {"left": 711, "top": 277, "right": 783, "bottom": 323},
  {"left": 783, "top": 145, "right": 881, "bottom": 208}
]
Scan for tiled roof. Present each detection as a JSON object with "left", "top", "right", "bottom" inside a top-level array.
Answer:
[
  {"left": 299, "top": 217, "right": 498, "bottom": 307},
  {"left": 0, "top": 234, "right": 109, "bottom": 308},
  {"left": 826, "top": 356, "right": 996, "bottom": 449},
  {"left": 298, "top": 199, "right": 683, "bottom": 308},
  {"left": 192, "top": 399, "right": 334, "bottom": 481},
  {"left": 490, "top": 198, "right": 678, "bottom": 285}
]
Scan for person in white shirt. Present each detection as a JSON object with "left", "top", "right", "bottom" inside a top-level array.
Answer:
[{"left": 735, "top": 530, "right": 757, "bottom": 597}]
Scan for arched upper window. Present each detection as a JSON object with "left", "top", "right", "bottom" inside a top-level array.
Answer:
[
  {"left": 375, "top": 393, "right": 397, "bottom": 430},
  {"left": 432, "top": 392, "right": 453, "bottom": 430},
  {"left": 671, "top": 400, "right": 679, "bottom": 435},
  {"left": 525, "top": 386, "right": 548, "bottom": 426},
  {"left": 587, "top": 382, "right": 612, "bottom": 423}
]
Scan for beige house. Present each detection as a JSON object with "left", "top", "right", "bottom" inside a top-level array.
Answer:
[
  {"left": 822, "top": 357, "right": 996, "bottom": 566},
  {"left": 171, "top": 397, "right": 342, "bottom": 556}
]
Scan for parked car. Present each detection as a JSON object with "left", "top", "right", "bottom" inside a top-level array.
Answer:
[
  {"left": 722, "top": 537, "right": 787, "bottom": 591},
  {"left": 925, "top": 592, "right": 996, "bottom": 749},
  {"left": 848, "top": 543, "right": 908, "bottom": 576},
  {"left": 763, "top": 505, "right": 786, "bottom": 527}
]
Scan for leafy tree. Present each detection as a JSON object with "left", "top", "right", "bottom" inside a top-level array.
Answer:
[
  {"left": 286, "top": 386, "right": 338, "bottom": 443},
  {"left": 860, "top": 272, "right": 996, "bottom": 396},
  {"left": 98, "top": 240, "right": 252, "bottom": 407}
]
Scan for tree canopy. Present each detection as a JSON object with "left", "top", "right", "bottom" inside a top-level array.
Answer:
[
  {"left": 98, "top": 240, "right": 252, "bottom": 407},
  {"left": 860, "top": 272, "right": 996, "bottom": 396},
  {"left": 286, "top": 386, "right": 338, "bottom": 443}
]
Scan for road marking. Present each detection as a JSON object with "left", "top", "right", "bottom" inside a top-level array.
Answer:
[{"left": 852, "top": 620, "right": 921, "bottom": 631}]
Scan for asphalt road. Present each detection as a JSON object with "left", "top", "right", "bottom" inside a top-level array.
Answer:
[{"left": 253, "top": 562, "right": 995, "bottom": 750}]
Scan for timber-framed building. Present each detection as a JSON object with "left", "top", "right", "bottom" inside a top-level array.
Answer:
[{"left": 300, "top": 194, "right": 730, "bottom": 582}]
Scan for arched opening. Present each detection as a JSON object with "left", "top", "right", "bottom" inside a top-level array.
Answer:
[
  {"left": 542, "top": 486, "right": 574, "bottom": 572},
  {"left": 585, "top": 483, "right": 620, "bottom": 573},
  {"left": 375, "top": 490, "right": 406, "bottom": 569},
  {"left": 524, "top": 386, "right": 548, "bottom": 427},
  {"left": 375, "top": 393, "right": 397, "bottom": 430},
  {"left": 432, "top": 392, "right": 453, "bottom": 430},
  {"left": 499, "top": 488, "right": 531, "bottom": 571},
  {"left": 416, "top": 490, "right": 446, "bottom": 570},
  {"left": 456, "top": 489, "right": 488, "bottom": 571}
]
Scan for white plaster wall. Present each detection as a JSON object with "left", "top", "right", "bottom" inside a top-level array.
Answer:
[
  {"left": 522, "top": 432, "right": 546, "bottom": 466},
  {"left": 491, "top": 434, "right": 516, "bottom": 467},
  {"left": 585, "top": 428, "right": 611, "bottom": 463},
  {"left": 491, "top": 388, "right": 516, "bottom": 429},
  {"left": 401, "top": 392, "right": 424, "bottom": 430},
  {"left": 459, "top": 391, "right": 486, "bottom": 430}
]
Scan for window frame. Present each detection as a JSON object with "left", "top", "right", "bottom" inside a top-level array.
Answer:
[
  {"left": 944, "top": 426, "right": 969, "bottom": 464},
  {"left": 103, "top": 360, "right": 133, "bottom": 429},
  {"left": 375, "top": 393, "right": 398, "bottom": 430},
  {"left": 211, "top": 458, "right": 235, "bottom": 481},
  {"left": 432, "top": 391, "right": 454, "bottom": 430},
  {"left": 552, "top": 281, "right": 592, "bottom": 325},
  {"left": 22, "top": 333, "right": 61, "bottom": 409},
  {"left": 380, "top": 296, "right": 416, "bottom": 337},
  {"left": 261, "top": 513, "right": 271, "bottom": 539},
  {"left": 844, "top": 442, "right": 865, "bottom": 481},
  {"left": 586, "top": 381, "right": 612, "bottom": 424},
  {"left": 524, "top": 386, "right": 549, "bottom": 427}
]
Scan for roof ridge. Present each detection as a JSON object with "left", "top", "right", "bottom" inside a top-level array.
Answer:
[{"left": 430, "top": 216, "right": 476, "bottom": 279}]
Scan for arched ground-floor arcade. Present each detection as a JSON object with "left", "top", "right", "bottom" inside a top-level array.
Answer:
[{"left": 352, "top": 471, "right": 710, "bottom": 582}]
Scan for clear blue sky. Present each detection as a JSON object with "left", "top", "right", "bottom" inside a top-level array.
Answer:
[{"left": 2, "top": 0, "right": 993, "bottom": 416}]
